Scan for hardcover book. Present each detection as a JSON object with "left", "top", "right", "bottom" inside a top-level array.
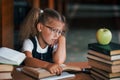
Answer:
[
  {"left": 0, "top": 47, "right": 26, "bottom": 65},
  {"left": 0, "top": 71, "right": 12, "bottom": 79},
  {"left": 88, "top": 42, "right": 120, "bottom": 56},
  {"left": 21, "top": 64, "right": 90, "bottom": 79},
  {"left": 92, "top": 67, "right": 120, "bottom": 78},
  {"left": 87, "top": 54, "right": 120, "bottom": 65},
  {"left": 0, "top": 64, "right": 14, "bottom": 72},
  {"left": 91, "top": 69, "right": 120, "bottom": 80},
  {"left": 88, "top": 59, "right": 120, "bottom": 73},
  {"left": 88, "top": 50, "right": 120, "bottom": 61},
  {"left": 91, "top": 74, "right": 102, "bottom": 80}
]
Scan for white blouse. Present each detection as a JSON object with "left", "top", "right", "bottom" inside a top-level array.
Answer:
[{"left": 22, "top": 36, "right": 57, "bottom": 54}]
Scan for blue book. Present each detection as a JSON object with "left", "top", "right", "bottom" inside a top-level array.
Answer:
[{"left": 88, "top": 42, "right": 120, "bottom": 56}]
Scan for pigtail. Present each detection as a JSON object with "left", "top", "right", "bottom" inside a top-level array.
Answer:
[{"left": 19, "top": 8, "right": 40, "bottom": 45}]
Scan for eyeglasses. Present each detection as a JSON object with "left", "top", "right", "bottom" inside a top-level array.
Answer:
[{"left": 44, "top": 24, "right": 65, "bottom": 35}]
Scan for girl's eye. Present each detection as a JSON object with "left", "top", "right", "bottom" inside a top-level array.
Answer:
[
  {"left": 52, "top": 29, "right": 56, "bottom": 32},
  {"left": 58, "top": 31, "right": 62, "bottom": 34}
]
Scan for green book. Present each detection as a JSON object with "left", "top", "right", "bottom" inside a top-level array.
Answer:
[{"left": 88, "top": 42, "right": 120, "bottom": 56}]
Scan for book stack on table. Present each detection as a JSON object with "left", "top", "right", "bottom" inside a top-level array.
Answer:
[
  {"left": 0, "top": 64, "right": 14, "bottom": 79},
  {"left": 0, "top": 47, "right": 26, "bottom": 79},
  {"left": 87, "top": 42, "right": 120, "bottom": 80}
]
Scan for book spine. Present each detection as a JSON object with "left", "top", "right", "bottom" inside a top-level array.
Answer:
[
  {"left": 88, "top": 50, "right": 111, "bottom": 61},
  {"left": 88, "top": 59, "right": 111, "bottom": 72},
  {"left": 87, "top": 55, "right": 112, "bottom": 65},
  {"left": 88, "top": 44, "right": 110, "bottom": 56},
  {"left": 88, "top": 59, "right": 120, "bottom": 73},
  {"left": 91, "top": 70, "right": 109, "bottom": 80}
]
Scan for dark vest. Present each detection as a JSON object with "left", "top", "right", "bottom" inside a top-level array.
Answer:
[{"left": 30, "top": 37, "right": 53, "bottom": 63}]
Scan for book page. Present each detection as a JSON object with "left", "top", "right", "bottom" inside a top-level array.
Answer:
[
  {"left": 40, "top": 72, "right": 75, "bottom": 80},
  {"left": 0, "top": 47, "right": 26, "bottom": 65},
  {"left": 60, "top": 64, "right": 82, "bottom": 71},
  {"left": 0, "top": 57, "right": 16, "bottom": 65}
]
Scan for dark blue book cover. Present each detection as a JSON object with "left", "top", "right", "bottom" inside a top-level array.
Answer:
[{"left": 88, "top": 42, "right": 120, "bottom": 56}]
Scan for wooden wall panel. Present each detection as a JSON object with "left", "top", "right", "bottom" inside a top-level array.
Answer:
[
  {"left": 0, "top": 0, "right": 14, "bottom": 48},
  {"left": 33, "top": 0, "right": 40, "bottom": 8},
  {"left": 0, "top": 1, "right": 2, "bottom": 47}
]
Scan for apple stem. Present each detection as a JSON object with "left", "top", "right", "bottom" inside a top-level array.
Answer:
[{"left": 103, "top": 27, "right": 106, "bottom": 32}]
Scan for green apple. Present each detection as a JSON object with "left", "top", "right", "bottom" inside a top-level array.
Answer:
[{"left": 96, "top": 28, "right": 112, "bottom": 45}]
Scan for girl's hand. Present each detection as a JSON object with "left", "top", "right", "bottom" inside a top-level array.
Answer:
[
  {"left": 51, "top": 35, "right": 65, "bottom": 47},
  {"left": 52, "top": 35, "right": 66, "bottom": 64},
  {"left": 58, "top": 35, "right": 66, "bottom": 44},
  {"left": 46, "top": 63, "right": 63, "bottom": 75}
]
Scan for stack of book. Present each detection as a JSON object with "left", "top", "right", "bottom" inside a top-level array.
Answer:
[
  {"left": 87, "top": 42, "right": 120, "bottom": 80},
  {"left": 0, "top": 64, "right": 14, "bottom": 79},
  {"left": 0, "top": 47, "right": 26, "bottom": 79}
]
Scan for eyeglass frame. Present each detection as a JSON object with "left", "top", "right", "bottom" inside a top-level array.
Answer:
[{"left": 43, "top": 24, "right": 65, "bottom": 35}]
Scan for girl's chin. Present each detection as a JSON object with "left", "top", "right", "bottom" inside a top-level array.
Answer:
[
  {"left": 47, "top": 42, "right": 52, "bottom": 45},
  {"left": 50, "top": 42, "right": 55, "bottom": 46}
]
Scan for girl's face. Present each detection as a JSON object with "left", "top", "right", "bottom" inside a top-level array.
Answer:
[{"left": 40, "top": 18, "right": 65, "bottom": 45}]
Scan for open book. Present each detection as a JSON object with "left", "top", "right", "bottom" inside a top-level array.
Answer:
[
  {"left": 0, "top": 47, "right": 26, "bottom": 65},
  {"left": 40, "top": 72, "right": 75, "bottom": 80},
  {"left": 22, "top": 64, "right": 91, "bottom": 79}
]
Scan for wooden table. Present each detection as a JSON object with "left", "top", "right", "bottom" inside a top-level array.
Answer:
[{"left": 12, "top": 62, "right": 94, "bottom": 80}]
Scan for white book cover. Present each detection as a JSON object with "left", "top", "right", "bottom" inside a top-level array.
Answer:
[
  {"left": 0, "top": 47, "right": 26, "bottom": 65},
  {"left": 40, "top": 72, "right": 75, "bottom": 80}
]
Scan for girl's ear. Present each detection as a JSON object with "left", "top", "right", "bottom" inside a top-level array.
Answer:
[{"left": 37, "top": 23, "right": 43, "bottom": 32}]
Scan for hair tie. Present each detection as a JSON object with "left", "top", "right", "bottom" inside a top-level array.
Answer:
[{"left": 40, "top": 9, "right": 44, "bottom": 14}]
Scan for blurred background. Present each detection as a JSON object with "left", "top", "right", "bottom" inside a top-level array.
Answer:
[{"left": 0, "top": 0, "right": 120, "bottom": 62}]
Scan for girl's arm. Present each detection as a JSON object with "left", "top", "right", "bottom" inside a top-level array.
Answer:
[
  {"left": 53, "top": 36, "right": 66, "bottom": 64},
  {"left": 24, "top": 51, "right": 63, "bottom": 74},
  {"left": 24, "top": 51, "right": 50, "bottom": 68}
]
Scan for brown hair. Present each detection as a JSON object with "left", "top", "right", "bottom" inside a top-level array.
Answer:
[{"left": 19, "top": 8, "right": 68, "bottom": 45}]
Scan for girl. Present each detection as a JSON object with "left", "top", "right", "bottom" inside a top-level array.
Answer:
[{"left": 19, "top": 8, "right": 68, "bottom": 75}]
